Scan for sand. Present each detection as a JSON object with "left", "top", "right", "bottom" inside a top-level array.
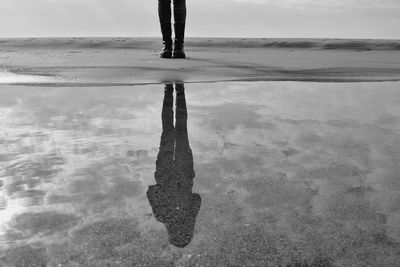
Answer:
[
  {"left": 1, "top": 38, "right": 400, "bottom": 266},
  {"left": 1, "top": 81, "right": 400, "bottom": 266},
  {"left": 1, "top": 37, "right": 400, "bottom": 85}
]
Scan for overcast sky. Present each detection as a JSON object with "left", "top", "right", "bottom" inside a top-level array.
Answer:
[{"left": 1, "top": 0, "right": 399, "bottom": 38}]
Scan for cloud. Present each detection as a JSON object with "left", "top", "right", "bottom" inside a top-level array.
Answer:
[
  {"left": 9, "top": 211, "right": 79, "bottom": 237},
  {"left": 0, "top": 0, "right": 399, "bottom": 37},
  {"left": 235, "top": 0, "right": 400, "bottom": 9}
]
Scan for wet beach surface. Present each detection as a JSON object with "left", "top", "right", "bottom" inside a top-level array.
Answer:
[
  {"left": 1, "top": 38, "right": 400, "bottom": 84},
  {"left": 1, "top": 81, "right": 400, "bottom": 266}
]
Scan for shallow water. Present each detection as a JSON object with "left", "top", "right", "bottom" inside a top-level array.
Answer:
[
  {"left": 1, "top": 81, "right": 400, "bottom": 266},
  {"left": 0, "top": 71, "right": 58, "bottom": 84}
]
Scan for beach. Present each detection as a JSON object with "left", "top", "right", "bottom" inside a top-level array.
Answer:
[
  {"left": 1, "top": 38, "right": 400, "bottom": 85},
  {"left": 1, "top": 38, "right": 400, "bottom": 266}
]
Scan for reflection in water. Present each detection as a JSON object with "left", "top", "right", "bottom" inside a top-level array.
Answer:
[
  {"left": 147, "top": 83, "right": 201, "bottom": 248},
  {"left": 1, "top": 81, "right": 400, "bottom": 265}
]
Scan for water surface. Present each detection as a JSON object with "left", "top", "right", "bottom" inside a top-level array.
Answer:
[{"left": 1, "top": 81, "right": 400, "bottom": 266}]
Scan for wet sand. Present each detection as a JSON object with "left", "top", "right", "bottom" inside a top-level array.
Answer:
[
  {"left": 1, "top": 81, "right": 400, "bottom": 266},
  {"left": 1, "top": 38, "right": 400, "bottom": 266},
  {"left": 1, "top": 37, "right": 400, "bottom": 85}
]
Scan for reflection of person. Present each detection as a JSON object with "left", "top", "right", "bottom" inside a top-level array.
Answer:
[
  {"left": 147, "top": 83, "right": 201, "bottom": 248},
  {"left": 158, "top": 0, "right": 186, "bottom": 58}
]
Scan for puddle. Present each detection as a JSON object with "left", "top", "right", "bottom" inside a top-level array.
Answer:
[
  {"left": 0, "top": 71, "right": 58, "bottom": 84},
  {"left": 0, "top": 81, "right": 400, "bottom": 266}
]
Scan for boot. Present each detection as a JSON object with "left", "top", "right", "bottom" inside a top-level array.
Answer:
[
  {"left": 160, "top": 23, "right": 173, "bottom": 58},
  {"left": 173, "top": 23, "right": 186, "bottom": 58},
  {"left": 175, "top": 83, "right": 185, "bottom": 95}
]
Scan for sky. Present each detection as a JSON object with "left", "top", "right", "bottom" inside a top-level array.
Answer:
[{"left": 0, "top": 0, "right": 399, "bottom": 38}]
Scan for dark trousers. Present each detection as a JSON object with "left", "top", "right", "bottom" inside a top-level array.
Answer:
[
  {"left": 155, "top": 83, "right": 194, "bottom": 187},
  {"left": 158, "top": 0, "right": 186, "bottom": 24}
]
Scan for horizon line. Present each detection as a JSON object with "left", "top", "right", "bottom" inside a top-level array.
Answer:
[{"left": 0, "top": 36, "right": 399, "bottom": 41}]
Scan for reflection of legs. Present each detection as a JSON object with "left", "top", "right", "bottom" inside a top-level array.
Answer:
[
  {"left": 159, "top": 0, "right": 173, "bottom": 58},
  {"left": 155, "top": 84, "right": 175, "bottom": 184},
  {"left": 174, "top": 83, "right": 195, "bottom": 183}
]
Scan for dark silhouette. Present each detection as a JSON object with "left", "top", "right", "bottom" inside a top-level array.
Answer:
[
  {"left": 147, "top": 83, "right": 201, "bottom": 248},
  {"left": 158, "top": 0, "right": 187, "bottom": 58}
]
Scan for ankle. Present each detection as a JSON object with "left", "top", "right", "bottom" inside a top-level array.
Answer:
[{"left": 174, "top": 41, "right": 184, "bottom": 49}]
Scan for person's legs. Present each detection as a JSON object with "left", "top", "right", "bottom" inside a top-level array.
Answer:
[
  {"left": 159, "top": 0, "right": 173, "bottom": 58},
  {"left": 173, "top": 0, "right": 186, "bottom": 58},
  {"left": 155, "top": 84, "right": 175, "bottom": 184},
  {"left": 173, "top": 0, "right": 186, "bottom": 24},
  {"left": 174, "top": 83, "right": 195, "bottom": 185}
]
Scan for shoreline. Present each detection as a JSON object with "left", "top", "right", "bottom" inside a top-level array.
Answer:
[
  {"left": 1, "top": 37, "right": 400, "bottom": 84},
  {"left": 1, "top": 37, "right": 400, "bottom": 50}
]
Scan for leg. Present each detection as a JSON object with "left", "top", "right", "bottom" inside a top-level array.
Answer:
[
  {"left": 159, "top": 0, "right": 173, "bottom": 58},
  {"left": 173, "top": 0, "right": 186, "bottom": 24},
  {"left": 174, "top": 83, "right": 195, "bottom": 185},
  {"left": 155, "top": 84, "right": 175, "bottom": 184},
  {"left": 173, "top": 0, "right": 186, "bottom": 58}
]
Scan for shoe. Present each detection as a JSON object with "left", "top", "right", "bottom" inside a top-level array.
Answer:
[
  {"left": 173, "top": 23, "right": 186, "bottom": 58},
  {"left": 160, "top": 23, "right": 173, "bottom": 58},
  {"left": 173, "top": 46, "right": 185, "bottom": 58},
  {"left": 160, "top": 45, "right": 172, "bottom": 58},
  {"left": 175, "top": 83, "right": 185, "bottom": 94},
  {"left": 164, "top": 83, "right": 174, "bottom": 92}
]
